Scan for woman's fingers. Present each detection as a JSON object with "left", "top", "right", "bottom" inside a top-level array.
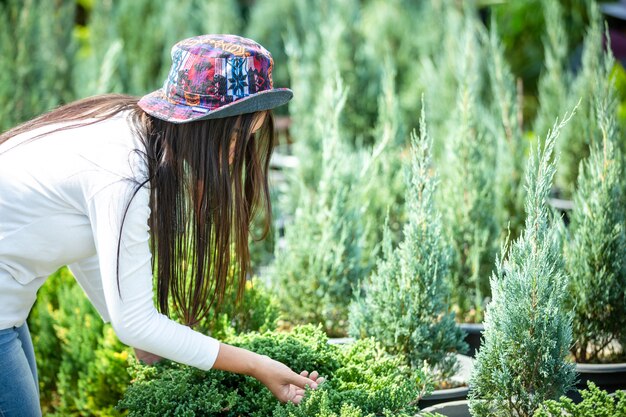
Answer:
[
  {"left": 309, "top": 370, "right": 319, "bottom": 380},
  {"left": 300, "top": 370, "right": 309, "bottom": 377},
  {"left": 290, "top": 372, "right": 318, "bottom": 389}
]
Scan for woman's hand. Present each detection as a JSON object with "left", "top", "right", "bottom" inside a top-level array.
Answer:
[{"left": 253, "top": 355, "right": 325, "bottom": 404}]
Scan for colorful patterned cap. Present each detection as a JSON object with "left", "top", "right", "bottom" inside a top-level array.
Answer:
[{"left": 138, "top": 34, "right": 293, "bottom": 123}]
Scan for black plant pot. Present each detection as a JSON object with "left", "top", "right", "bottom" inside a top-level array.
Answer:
[
  {"left": 418, "top": 400, "right": 471, "bottom": 417},
  {"left": 418, "top": 355, "right": 474, "bottom": 408},
  {"left": 418, "top": 387, "right": 469, "bottom": 409},
  {"left": 457, "top": 323, "right": 484, "bottom": 358},
  {"left": 576, "top": 362, "right": 626, "bottom": 392},
  {"left": 563, "top": 362, "right": 626, "bottom": 403}
]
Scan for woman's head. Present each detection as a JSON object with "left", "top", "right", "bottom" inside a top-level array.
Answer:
[{"left": 137, "top": 34, "right": 292, "bottom": 326}]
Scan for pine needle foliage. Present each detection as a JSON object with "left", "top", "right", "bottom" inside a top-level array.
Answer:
[
  {"left": 485, "top": 18, "right": 528, "bottom": 241},
  {"left": 469, "top": 115, "right": 576, "bottom": 417},
  {"left": 534, "top": 382, "right": 626, "bottom": 417},
  {"left": 533, "top": 0, "right": 570, "bottom": 143},
  {"left": 118, "top": 325, "right": 427, "bottom": 417},
  {"left": 349, "top": 106, "right": 465, "bottom": 382},
  {"left": 272, "top": 74, "right": 369, "bottom": 337},
  {"left": 565, "top": 53, "right": 626, "bottom": 363},
  {"left": 440, "top": 14, "right": 499, "bottom": 322}
]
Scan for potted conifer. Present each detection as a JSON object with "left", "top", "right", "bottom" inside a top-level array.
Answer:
[
  {"left": 432, "top": 10, "right": 502, "bottom": 359},
  {"left": 564, "top": 50, "right": 626, "bottom": 394},
  {"left": 349, "top": 105, "right": 469, "bottom": 409},
  {"left": 468, "top": 114, "right": 576, "bottom": 417}
]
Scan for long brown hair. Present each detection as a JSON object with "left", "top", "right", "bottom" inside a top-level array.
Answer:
[{"left": 0, "top": 94, "right": 275, "bottom": 326}]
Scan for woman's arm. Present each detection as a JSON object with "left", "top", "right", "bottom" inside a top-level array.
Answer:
[
  {"left": 87, "top": 183, "right": 323, "bottom": 404},
  {"left": 213, "top": 342, "right": 324, "bottom": 404}
]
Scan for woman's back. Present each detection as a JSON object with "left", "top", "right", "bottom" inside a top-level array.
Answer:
[{"left": 0, "top": 111, "right": 146, "bottom": 328}]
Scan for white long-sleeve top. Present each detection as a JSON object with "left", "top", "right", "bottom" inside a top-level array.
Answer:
[{"left": 0, "top": 111, "right": 221, "bottom": 370}]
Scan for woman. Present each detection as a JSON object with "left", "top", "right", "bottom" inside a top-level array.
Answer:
[{"left": 0, "top": 34, "right": 323, "bottom": 417}]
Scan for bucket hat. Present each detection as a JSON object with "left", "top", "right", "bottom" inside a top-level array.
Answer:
[{"left": 138, "top": 34, "right": 293, "bottom": 123}]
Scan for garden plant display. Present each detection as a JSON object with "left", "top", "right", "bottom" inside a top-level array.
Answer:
[
  {"left": 118, "top": 325, "right": 429, "bottom": 417},
  {"left": 1, "top": 0, "right": 624, "bottom": 414}
]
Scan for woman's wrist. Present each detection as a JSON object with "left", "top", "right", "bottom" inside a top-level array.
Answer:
[{"left": 212, "top": 342, "right": 266, "bottom": 377}]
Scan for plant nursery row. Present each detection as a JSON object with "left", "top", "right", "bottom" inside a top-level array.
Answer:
[{"left": 1, "top": 0, "right": 624, "bottom": 415}]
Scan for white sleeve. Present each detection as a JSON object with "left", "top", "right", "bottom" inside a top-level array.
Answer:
[{"left": 86, "top": 180, "right": 221, "bottom": 371}]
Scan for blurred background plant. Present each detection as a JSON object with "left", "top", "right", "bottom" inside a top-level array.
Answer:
[{"left": 349, "top": 107, "right": 466, "bottom": 386}]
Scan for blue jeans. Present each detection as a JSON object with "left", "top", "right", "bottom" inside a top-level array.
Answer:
[{"left": 0, "top": 323, "right": 41, "bottom": 417}]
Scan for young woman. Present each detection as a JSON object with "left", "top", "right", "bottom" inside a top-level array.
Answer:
[{"left": 0, "top": 34, "right": 323, "bottom": 417}]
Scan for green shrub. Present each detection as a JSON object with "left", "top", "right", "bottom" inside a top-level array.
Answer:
[
  {"left": 534, "top": 382, "right": 626, "bottom": 417},
  {"left": 194, "top": 276, "right": 281, "bottom": 340},
  {"left": 349, "top": 107, "right": 466, "bottom": 382},
  {"left": 28, "top": 268, "right": 131, "bottom": 417},
  {"left": 438, "top": 13, "right": 499, "bottom": 322},
  {"left": 0, "top": 0, "right": 77, "bottom": 131},
  {"left": 271, "top": 74, "right": 370, "bottom": 336},
  {"left": 565, "top": 52, "right": 626, "bottom": 363},
  {"left": 118, "top": 325, "right": 429, "bottom": 417},
  {"left": 486, "top": 18, "right": 528, "bottom": 241},
  {"left": 469, "top": 115, "right": 576, "bottom": 417},
  {"left": 533, "top": 1, "right": 606, "bottom": 197}
]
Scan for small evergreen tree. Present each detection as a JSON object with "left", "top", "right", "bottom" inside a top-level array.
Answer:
[
  {"left": 272, "top": 74, "right": 369, "bottom": 336},
  {"left": 486, "top": 18, "right": 528, "bottom": 241},
  {"left": 565, "top": 54, "right": 626, "bottom": 363},
  {"left": 469, "top": 115, "right": 576, "bottom": 417},
  {"left": 349, "top": 106, "right": 466, "bottom": 382},
  {"left": 439, "top": 15, "right": 499, "bottom": 322},
  {"left": 533, "top": 0, "right": 570, "bottom": 143}
]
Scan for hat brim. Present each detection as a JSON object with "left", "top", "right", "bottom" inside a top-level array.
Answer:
[
  {"left": 137, "top": 88, "right": 293, "bottom": 124},
  {"left": 601, "top": 3, "right": 626, "bottom": 20}
]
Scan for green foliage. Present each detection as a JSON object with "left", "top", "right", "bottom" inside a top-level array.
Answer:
[
  {"left": 118, "top": 325, "right": 428, "bottom": 417},
  {"left": 486, "top": 18, "right": 528, "bottom": 241},
  {"left": 0, "top": 0, "right": 77, "bottom": 131},
  {"left": 197, "top": 276, "right": 281, "bottom": 340},
  {"left": 534, "top": 1, "right": 607, "bottom": 197},
  {"left": 76, "top": 0, "right": 242, "bottom": 97},
  {"left": 28, "top": 268, "right": 131, "bottom": 417},
  {"left": 534, "top": 382, "right": 626, "bottom": 417},
  {"left": 469, "top": 115, "right": 576, "bottom": 417},
  {"left": 272, "top": 74, "right": 370, "bottom": 337},
  {"left": 349, "top": 107, "right": 466, "bottom": 382},
  {"left": 565, "top": 53, "right": 626, "bottom": 363},
  {"left": 439, "top": 13, "right": 499, "bottom": 322},
  {"left": 533, "top": 0, "right": 570, "bottom": 145}
]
